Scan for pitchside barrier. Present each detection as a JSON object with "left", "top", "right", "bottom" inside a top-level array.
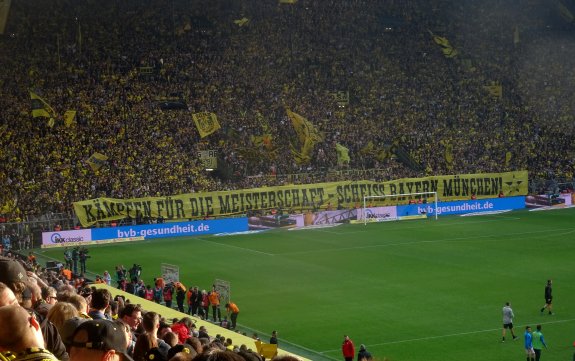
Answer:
[
  {"left": 41, "top": 197, "right": 527, "bottom": 247},
  {"left": 40, "top": 218, "right": 248, "bottom": 248},
  {"left": 90, "top": 283, "right": 309, "bottom": 361}
]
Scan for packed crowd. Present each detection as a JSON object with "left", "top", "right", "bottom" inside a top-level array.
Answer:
[
  {"left": 1, "top": 0, "right": 574, "bottom": 220},
  {"left": 0, "top": 251, "right": 311, "bottom": 361}
]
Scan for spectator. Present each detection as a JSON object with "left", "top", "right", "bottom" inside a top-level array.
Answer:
[{"left": 0, "top": 304, "right": 60, "bottom": 361}]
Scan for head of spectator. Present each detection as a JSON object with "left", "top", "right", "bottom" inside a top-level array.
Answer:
[
  {"left": 46, "top": 301, "right": 80, "bottom": 336},
  {"left": 68, "top": 319, "right": 133, "bottom": 361},
  {"left": 158, "top": 320, "right": 172, "bottom": 339},
  {"left": 42, "top": 286, "right": 58, "bottom": 306},
  {"left": 185, "top": 336, "right": 203, "bottom": 355},
  {"left": 193, "top": 349, "right": 245, "bottom": 361},
  {"left": 0, "top": 281, "right": 18, "bottom": 306},
  {"left": 162, "top": 331, "right": 179, "bottom": 348},
  {"left": 0, "top": 256, "right": 31, "bottom": 305},
  {"left": 0, "top": 304, "right": 46, "bottom": 354},
  {"left": 167, "top": 344, "right": 196, "bottom": 361},
  {"left": 67, "top": 294, "right": 91, "bottom": 318},
  {"left": 119, "top": 303, "right": 143, "bottom": 332},
  {"left": 89, "top": 288, "right": 112, "bottom": 319},
  {"left": 56, "top": 283, "right": 77, "bottom": 302}
]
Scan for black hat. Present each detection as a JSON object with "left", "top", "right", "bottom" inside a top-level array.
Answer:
[
  {"left": 69, "top": 320, "right": 134, "bottom": 361},
  {"left": 0, "top": 257, "right": 29, "bottom": 284}
]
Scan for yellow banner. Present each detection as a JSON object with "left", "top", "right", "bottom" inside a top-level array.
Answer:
[
  {"left": 73, "top": 171, "right": 528, "bottom": 227},
  {"left": 193, "top": 112, "right": 221, "bottom": 138}
]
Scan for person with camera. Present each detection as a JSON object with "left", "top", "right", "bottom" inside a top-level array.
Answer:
[
  {"left": 79, "top": 247, "right": 89, "bottom": 274},
  {"left": 71, "top": 247, "right": 79, "bottom": 275}
]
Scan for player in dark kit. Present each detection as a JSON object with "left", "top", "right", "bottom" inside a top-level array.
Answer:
[{"left": 540, "top": 280, "right": 553, "bottom": 315}]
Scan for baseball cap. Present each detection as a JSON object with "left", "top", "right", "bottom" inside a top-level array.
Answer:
[
  {"left": 61, "top": 317, "right": 88, "bottom": 346},
  {"left": 69, "top": 320, "right": 134, "bottom": 361},
  {"left": 0, "top": 257, "right": 29, "bottom": 284}
]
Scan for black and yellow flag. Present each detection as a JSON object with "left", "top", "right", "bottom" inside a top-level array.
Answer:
[
  {"left": 63, "top": 110, "right": 77, "bottom": 127},
  {"left": 286, "top": 109, "right": 323, "bottom": 164},
  {"left": 86, "top": 152, "right": 108, "bottom": 171},
  {"left": 336, "top": 143, "right": 350, "bottom": 165},
  {"left": 483, "top": 82, "right": 503, "bottom": 99},
  {"left": 233, "top": 17, "right": 249, "bottom": 26},
  {"left": 29, "top": 91, "right": 57, "bottom": 119},
  {"left": 192, "top": 112, "right": 221, "bottom": 138},
  {"left": 429, "top": 31, "right": 458, "bottom": 58}
]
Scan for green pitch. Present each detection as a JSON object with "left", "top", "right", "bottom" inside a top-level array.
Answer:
[{"left": 40, "top": 207, "right": 575, "bottom": 361}]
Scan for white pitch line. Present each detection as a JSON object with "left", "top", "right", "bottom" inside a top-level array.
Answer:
[
  {"left": 196, "top": 238, "right": 274, "bottom": 256},
  {"left": 318, "top": 318, "right": 575, "bottom": 353}
]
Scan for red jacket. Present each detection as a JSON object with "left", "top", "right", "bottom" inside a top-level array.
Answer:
[
  {"left": 171, "top": 323, "right": 189, "bottom": 344},
  {"left": 342, "top": 339, "right": 355, "bottom": 358}
]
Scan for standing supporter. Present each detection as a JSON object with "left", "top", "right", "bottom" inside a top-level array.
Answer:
[
  {"left": 0, "top": 304, "right": 60, "bottom": 361},
  {"left": 0, "top": 257, "right": 69, "bottom": 361},
  {"left": 134, "top": 311, "right": 170, "bottom": 361},
  {"left": 68, "top": 319, "right": 132, "bottom": 361},
  {"left": 118, "top": 303, "right": 142, "bottom": 354},
  {"left": 171, "top": 317, "right": 194, "bottom": 344},
  {"left": 46, "top": 302, "right": 80, "bottom": 338},
  {"left": 88, "top": 288, "right": 113, "bottom": 320}
]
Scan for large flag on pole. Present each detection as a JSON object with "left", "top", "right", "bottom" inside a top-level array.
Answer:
[
  {"left": 286, "top": 109, "right": 323, "bottom": 164},
  {"left": 336, "top": 143, "right": 350, "bottom": 165},
  {"left": 29, "top": 91, "right": 57, "bottom": 119}
]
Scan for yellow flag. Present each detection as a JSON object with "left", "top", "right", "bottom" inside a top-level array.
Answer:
[
  {"left": 505, "top": 151, "right": 512, "bottom": 167},
  {"left": 336, "top": 143, "right": 350, "bottom": 165},
  {"left": 445, "top": 143, "right": 454, "bottom": 166},
  {"left": 86, "top": 152, "right": 109, "bottom": 171},
  {"left": 64, "top": 110, "right": 77, "bottom": 127},
  {"left": 0, "top": 0, "right": 11, "bottom": 35},
  {"left": 430, "top": 32, "right": 458, "bottom": 58},
  {"left": 558, "top": 1, "right": 574, "bottom": 22},
  {"left": 286, "top": 109, "right": 323, "bottom": 164},
  {"left": 483, "top": 82, "right": 502, "bottom": 99},
  {"left": 29, "top": 91, "right": 57, "bottom": 119},
  {"left": 192, "top": 112, "right": 221, "bottom": 138},
  {"left": 234, "top": 17, "right": 249, "bottom": 26},
  {"left": 279, "top": 0, "right": 297, "bottom": 3}
]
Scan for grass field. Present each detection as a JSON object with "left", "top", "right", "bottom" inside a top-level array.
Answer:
[{"left": 40, "top": 207, "right": 575, "bottom": 361}]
